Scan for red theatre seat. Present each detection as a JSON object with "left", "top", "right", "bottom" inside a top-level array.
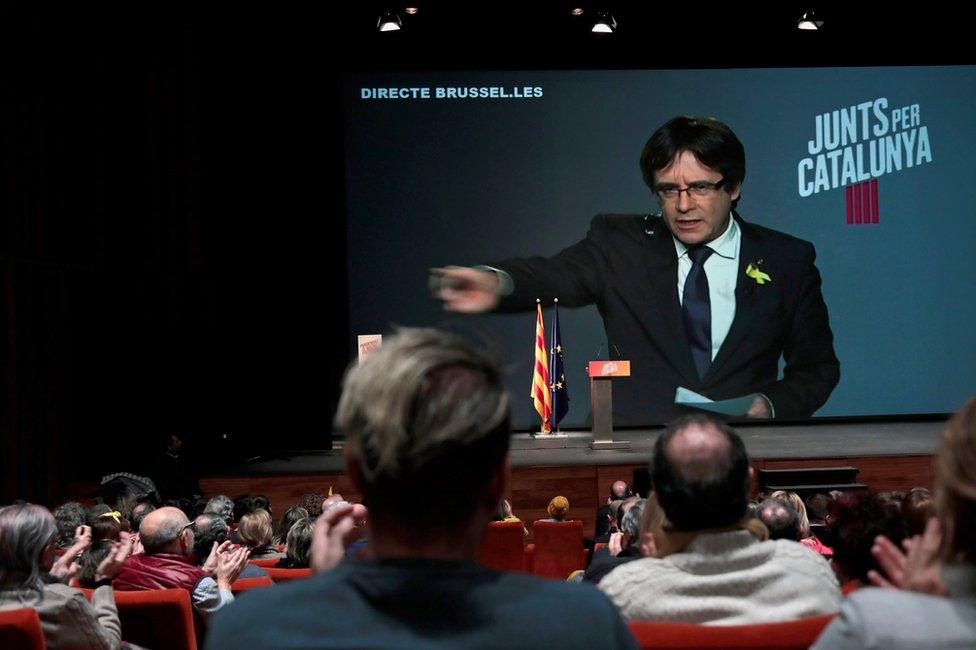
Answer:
[
  {"left": 530, "top": 520, "right": 586, "bottom": 579},
  {"left": 113, "top": 588, "right": 199, "bottom": 650},
  {"left": 248, "top": 557, "right": 280, "bottom": 568},
  {"left": 0, "top": 608, "right": 45, "bottom": 650},
  {"left": 627, "top": 614, "right": 838, "bottom": 650},
  {"left": 231, "top": 576, "right": 275, "bottom": 593},
  {"left": 265, "top": 567, "right": 313, "bottom": 583},
  {"left": 478, "top": 520, "right": 526, "bottom": 572}
]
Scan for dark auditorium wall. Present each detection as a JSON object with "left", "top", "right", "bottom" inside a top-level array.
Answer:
[{"left": 1, "top": 10, "right": 346, "bottom": 504}]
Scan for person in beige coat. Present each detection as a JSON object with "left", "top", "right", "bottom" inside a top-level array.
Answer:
[{"left": 0, "top": 502, "right": 131, "bottom": 650}]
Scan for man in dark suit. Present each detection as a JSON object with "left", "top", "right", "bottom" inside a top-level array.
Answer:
[{"left": 433, "top": 116, "right": 839, "bottom": 425}]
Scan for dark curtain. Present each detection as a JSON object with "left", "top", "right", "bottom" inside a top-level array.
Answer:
[{"left": 1, "top": 11, "right": 342, "bottom": 505}]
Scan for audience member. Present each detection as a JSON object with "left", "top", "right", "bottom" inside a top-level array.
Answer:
[
  {"left": 113, "top": 506, "right": 249, "bottom": 619},
  {"left": 901, "top": 487, "right": 935, "bottom": 537},
  {"left": 91, "top": 511, "right": 130, "bottom": 543},
  {"left": 274, "top": 519, "right": 314, "bottom": 569},
  {"left": 494, "top": 499, "right": 529, "bottom": 536},
  {"left": 237, "top": 509, "right": 282, "bottom": 559},
  {"left": 0, "top": 503, "right": 130, "bottom": 649},
  {"left": 193, "top": 512, "right": 268, "bottom": 579},
  {"left": 585, "top": 499, "right": 647, "bottom": 584},
  {"left": 543, "top": 496, "right": 570, "bottom": 522},
  {"left": 757, "top": 498, "right": 801, "bottom": 541},
  {"left": 52, "top": 502, "right": 87, "bottom": 549},
  {"left": 595, "top": 481, "right": 632, "bottom": 538},
  {"left": 129, "top": 502, "right": 156, "bottom": 534},
  {"left": 599, "top": 414, "right": 841, "bottom": 623},
  {"left": 297, "top": 493, "right": 324, "bottom": 518},
  {"left": 274, "top": 506, "right": 309, "bottom": 547},
  {"left": 827, "top": 492, "right": 909, "bottom": 588},
  {"left": 206, "top": 327, "right": 637, "bottom": 649},
  {"left": 814, "top": 397, "right": 976, "bottom": 649},
  {"left": 204, "top": 495, "right": 235, "bottom": 526}
]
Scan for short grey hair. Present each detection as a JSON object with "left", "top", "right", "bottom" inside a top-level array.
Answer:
[
  {"left": 620, "top": 498, "right": 646, "bottom": 538},
  {"left": 335, "top": 327, "right": 511, "bottom": 527},
  {"left": 0, "top": 503, "right": 57, "bottom": 595},
  {"left": 204, "top": 495, "right": 235, "bottom": 525}
]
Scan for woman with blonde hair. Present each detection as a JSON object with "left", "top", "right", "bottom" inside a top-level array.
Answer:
[{"left": 237, "top": 509, "right": 282, "bottom": 559}]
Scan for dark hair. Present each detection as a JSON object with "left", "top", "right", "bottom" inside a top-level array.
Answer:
[
  {"left": 251, "top": 495, "right": 271, "bottom": 516},
  {"left": 902, "top": 487, "right": 934, "bottom": 537},
  {"left": 233, "top": 496, "right": 254, "bottom": 523},
  {"left": 804, "top": 493, "right": 831, "bottom": 521},
  {"left": 86, "top": 503, "right": 113, "bottom": 526},
  {"left": 275, "top": 507, "right": 309, "bottom": 545},
  {"left": 192, "top": 513, "right": 229, "bottom": 560},
  {"left": 91, "top": 513, "right": 129, "bottom": 543},
  {"left": 829, "top": 491, "right": 909, "bottom": 584},
  {"left": 78, "top": 540, "right": 114, "bottom": 588},
  {"left": 163, "top": 498, "right": 195, "bottom": 521},
  {"left": 758, "top": 499, "right": 801, "bottom": 541},
  {"left": 298, "top": 493, "right": 325, "bottom": 518},
  {"left": 651, "top": 414, "right": 750, "bottom": 531},
  {"left": 52, "top": 502, "right": 86, "bottom": 548},
  {"left": 639, "top": 116, "right": 746, "bottom": 207},
  {"left": 130, "top": 502, "right": 156, "bottom": 533}
]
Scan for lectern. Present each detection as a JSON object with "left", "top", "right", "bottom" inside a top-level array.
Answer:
[{"left": 587, "top": 360, "right": 631, "bottom": 450}]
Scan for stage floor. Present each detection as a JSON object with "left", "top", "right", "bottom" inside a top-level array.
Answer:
[{"left": 222, "top": 419, "right": 946, "bottom": 476}]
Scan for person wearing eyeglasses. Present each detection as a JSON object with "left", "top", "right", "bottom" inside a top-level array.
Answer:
[
  {"left": 112, "top": 507, "right": 250, "bottom": 619},
  {"left": 432, "top": 115, "right": 839, "bottom": 425}
]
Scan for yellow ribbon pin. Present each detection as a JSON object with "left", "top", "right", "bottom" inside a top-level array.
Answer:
[{"left": 746, "top": 263, "right": 771, "bottom": 285}]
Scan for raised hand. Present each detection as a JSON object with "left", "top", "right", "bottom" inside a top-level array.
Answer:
[
  {"left": 868, "top": 518, "right": 950, "bottom": 596},
  {"left": 429, "top": 266, "right": 501, "bottom": 314},
  {"left": 311, "top": 501, "right": 369, "bottom": 573}
]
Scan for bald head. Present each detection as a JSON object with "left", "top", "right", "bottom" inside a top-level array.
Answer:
[
  {"left": 610, "top": 480, "right": 630, "bottom": 501},
  {"left": 139, "top": 506, "right": 190, "bottom": 554},
  {"left": 651, "top": 415, "right": 750, "bottom": 531},
  {"left": 663, "top": 421, "right": 733, "bottom": 481}
]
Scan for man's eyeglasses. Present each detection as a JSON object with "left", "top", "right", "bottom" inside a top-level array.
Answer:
[{"left": 654, "top": 178, "right": 727, "bottom": 200}]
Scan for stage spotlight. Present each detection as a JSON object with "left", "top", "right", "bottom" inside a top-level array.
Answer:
[
  {"left": 377, "top": 10, "right": 402, "bottom": 32},
  {"left": 797, "top": 11, "right": 824, "bottom": 30},
  {"left": 591, "top": 10, "right": 617, "bottom": 33}
]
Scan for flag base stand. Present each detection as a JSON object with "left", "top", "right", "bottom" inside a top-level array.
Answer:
[
  {"left": 589, "top": 439, "right": 631, "bottom": 450},
  {"left": 531, "top": 431, "right": 570, "bottom": 438}
]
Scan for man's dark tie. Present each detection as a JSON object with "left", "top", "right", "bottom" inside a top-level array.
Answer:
[{"left": 683, "top": 246, "right": 714, "bottom": 380}]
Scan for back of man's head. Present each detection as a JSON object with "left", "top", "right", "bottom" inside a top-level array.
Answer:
[
  {"left": 758, "top": 499, "right": 801, "bottom": 541},
  {"left": 804, "top": 493, "right": 831, "bottom": 522},
  {"left": 204, "top": 495, "right": 234, "bottom": 525},
  {"left": 609, "top": 480, "right": 631, "bottom": 501},
  {"left": 140, "top": 506, "right": 189, "bottom": 555},
  {"left": 193, "top": 512, "right": 229, "bottom": 560},
  {"left": 650, "top": 414, "right": 750, "bottom": 532},
  {"left": 336, "top": 328, "right": 511, "bottom": 533}
]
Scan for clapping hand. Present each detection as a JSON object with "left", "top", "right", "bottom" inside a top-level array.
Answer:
[
  {"left": 868, "top": 518, "right": 950, "bottom": 596},
  {"left": 311, "top": 501, "right": 368, "bottom": 573}
]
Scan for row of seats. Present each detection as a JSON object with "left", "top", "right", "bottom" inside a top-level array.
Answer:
[
  {"left": 0, "top": 601, "right": 837, "bottom": 650},
  {"left": 479, "top": 520, "right": 589, "bottom": 579}
]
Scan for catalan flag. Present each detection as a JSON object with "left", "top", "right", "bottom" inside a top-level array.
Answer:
[
  {"left": 549, "top": 299, "right": 569, "bottom": 428},
  {"left": 531, "top": 300, "right": 552, "bottom": 433}
]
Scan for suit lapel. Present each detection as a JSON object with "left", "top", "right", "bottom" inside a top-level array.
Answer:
[
  {"left": 636, "top": 220, "right": 700, "bottom": 385},
  {"left": 705, "top": 215, "right": 764, "bottom": 384}
]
